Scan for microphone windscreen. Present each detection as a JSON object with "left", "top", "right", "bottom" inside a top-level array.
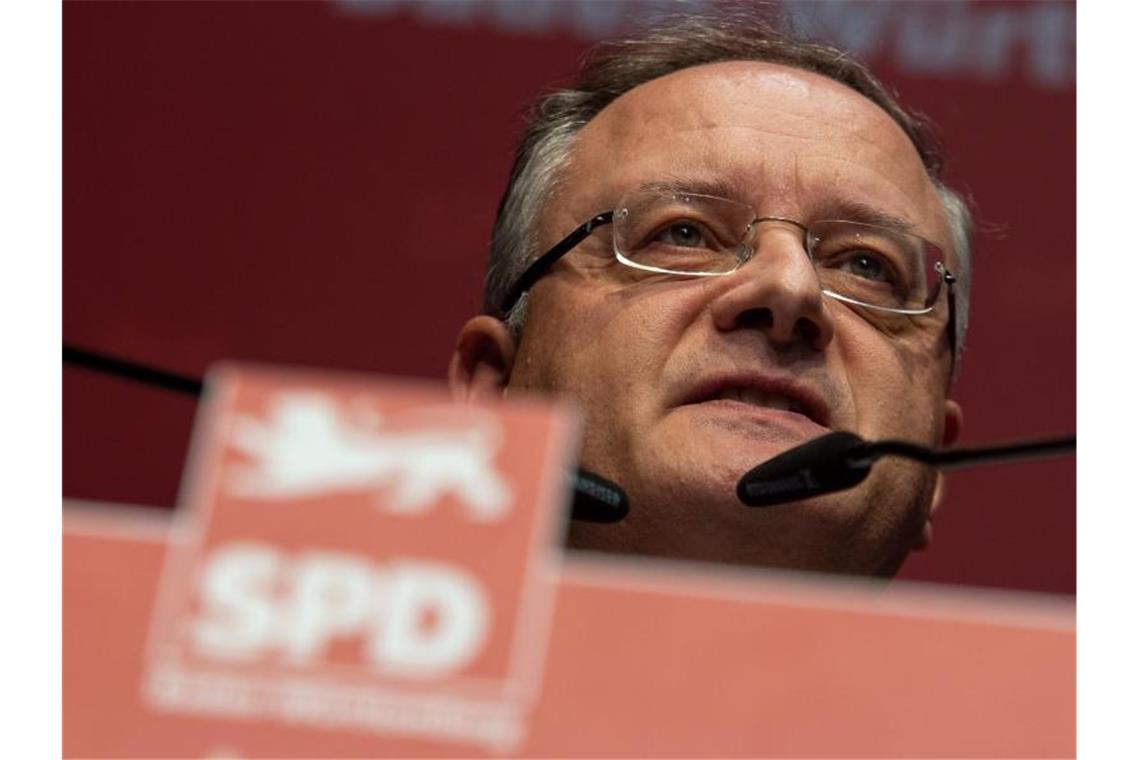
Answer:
[
  {"left": 571, "top": 469, "right": 630, "bottom": 523},
  {"left": 737, "top": 431, "right": 871, "bottom": 507}
]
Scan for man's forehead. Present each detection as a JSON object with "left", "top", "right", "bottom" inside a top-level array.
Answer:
[{"left": 575, "top": 60, "right": 916, "bottom": 171}]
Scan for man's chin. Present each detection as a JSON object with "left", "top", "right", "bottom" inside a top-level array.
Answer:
[
  {"left": 565, "top": 421, "right": 908, "bottom": 571},
  {"left": 569, "top": 442, "right": 932, "bottom": 575}
]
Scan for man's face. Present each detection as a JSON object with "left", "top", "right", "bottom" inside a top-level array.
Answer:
[{"left": 456, "top": 61, "right": 961, "bottom": 575}]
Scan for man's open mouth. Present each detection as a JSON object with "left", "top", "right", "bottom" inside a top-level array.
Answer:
[
  {"left": 706, "top": 387, "right": 807, "bottom": 415},
  {"left": 681, "top": 375, "right": 832, "bottom": 429}
]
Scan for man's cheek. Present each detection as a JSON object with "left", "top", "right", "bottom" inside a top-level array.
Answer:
[
  {"left": 844, "top": 349, "right": 926, "bottom": 438},
  {"left": 874, "top": 373, "right": 945, "bottom": 442}
]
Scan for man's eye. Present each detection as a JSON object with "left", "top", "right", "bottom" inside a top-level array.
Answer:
[
  {"left": 655, "top": 221, "right": 707, "bottom": 248},
  {"left": 835, "top": 251, "right": 893, "bottom": 282}
]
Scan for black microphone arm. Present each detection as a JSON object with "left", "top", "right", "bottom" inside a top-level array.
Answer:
[
  {"left": 64, "top": 344, "right": 204, "bottom": 397},
  {"left": 62, "top": 343, "right": 629, "bottom": 523},
  {"left": 738, "top": 430, "right": 1076, "bottom": 508}
]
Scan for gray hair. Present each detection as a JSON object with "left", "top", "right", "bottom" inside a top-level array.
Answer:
[{"left": 484, "top": 9, "right": 973, "bottom": 363}]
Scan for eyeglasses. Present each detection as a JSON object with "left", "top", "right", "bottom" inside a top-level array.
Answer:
[{"left": 499, "top": 188, "right": 958, "bottom": 348}]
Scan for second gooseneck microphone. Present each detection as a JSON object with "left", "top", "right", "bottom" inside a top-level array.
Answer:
[{"left": 737, "top": 430, "right": 1076, "bottom": 507}]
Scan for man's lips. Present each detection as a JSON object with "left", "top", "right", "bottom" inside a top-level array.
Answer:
[{"left": 676, "top": 373, "right": 832, "bottom": 429}]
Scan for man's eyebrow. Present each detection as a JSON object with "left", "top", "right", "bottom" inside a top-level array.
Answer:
[
  {"left": 635, "top": 176, "right": 749, "bottom": 201},
  {"left": 631, "top": 180, "right": 920, "bottom": 234},
  {"left": 813, "top": 199, "right": 918, "bottom": 234}
]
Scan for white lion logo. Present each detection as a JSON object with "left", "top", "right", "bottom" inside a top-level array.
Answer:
[{"left": 224, "top": 392, "right": 512, "bottom": 521}]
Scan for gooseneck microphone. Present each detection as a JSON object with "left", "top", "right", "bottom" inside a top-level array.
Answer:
[
  {"left": 570, "top": 470, "right": 629, "bottom": 523},
  {"left": 63, "top": 343, "right": 629, "bottom": 523},
  {"left": 737, "top": 430, "right": 1076, "bottom": 507},
  {"left": 64, "top": 344, "right": 204, "bottom": 396}
]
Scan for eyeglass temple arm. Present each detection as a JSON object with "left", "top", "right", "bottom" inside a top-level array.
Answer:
[
  {"left": 498, "top": 212, "right": 614, "bottom": 316},
  {"left": 942, "top": 266, "right": 958, "bottom": 375}
]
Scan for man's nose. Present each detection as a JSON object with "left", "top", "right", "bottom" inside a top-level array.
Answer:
[{"left": 707, "top": 225, "right": 836, "bottom": 351}]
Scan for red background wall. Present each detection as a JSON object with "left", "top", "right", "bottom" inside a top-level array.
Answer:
[{"left": 63, "top": 1, "right": 1075, "bottom": 594}]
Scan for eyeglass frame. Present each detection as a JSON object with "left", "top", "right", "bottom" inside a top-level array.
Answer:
[{"left": 497, "top": 203, "right": 959, "bottom": 363}]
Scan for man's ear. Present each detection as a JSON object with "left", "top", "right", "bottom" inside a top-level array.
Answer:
[
  {"left": 915, "top": 399, "right": 964, "bottom": 551},
  {"left": 448, "top": 316, "right": 516, "bottom": 402}
]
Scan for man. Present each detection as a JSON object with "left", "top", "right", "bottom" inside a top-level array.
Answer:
[{"left": 449, "top": 11, "right": 969, "bottom": 577}]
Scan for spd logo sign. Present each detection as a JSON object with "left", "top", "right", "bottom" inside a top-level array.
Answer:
[{"left": 143, "top": 364, "right": 577, "bottom": 751}]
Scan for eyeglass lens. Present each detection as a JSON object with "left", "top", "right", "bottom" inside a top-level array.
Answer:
[{"left": 613, "top": 190, "right": 944, "bottom": 313}]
